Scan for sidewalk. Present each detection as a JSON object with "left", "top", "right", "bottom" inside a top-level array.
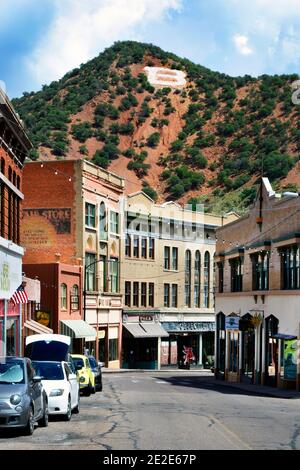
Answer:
[{"left": 213, "top": 378, "right": 300, "bottom": 399}]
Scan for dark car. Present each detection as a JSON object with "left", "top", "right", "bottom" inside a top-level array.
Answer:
[
  {"left": 88, "top": 356, "right": 102, "bottom": 392},
  {"left": 0, "top": 357, "right": 48, "bottom": 435}
]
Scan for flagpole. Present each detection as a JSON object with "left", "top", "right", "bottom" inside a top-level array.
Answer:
[
  {"left": 19, "top": 303, "right": 22, "bottom": 357},
  {"left": 3, "top": 300, "right": 7, "bottom": 356}
]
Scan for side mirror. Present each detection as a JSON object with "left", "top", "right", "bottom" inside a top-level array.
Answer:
[
  {"left": 32, "top": 376, "right": 42, "bottom": 383},
  {"left": 98, "top": 362, "right": 104, "bottom": 368}
]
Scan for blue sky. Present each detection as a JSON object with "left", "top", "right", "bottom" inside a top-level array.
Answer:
[{"left": 1, "top": 0, "right": 300, "bottom": 98}]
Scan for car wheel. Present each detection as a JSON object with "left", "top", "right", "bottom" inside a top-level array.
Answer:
[
  {"left": 24, "top": 406, "right": 34, "bottom": 436},
  {"left": 96, "top": 383, "right": 103, "bottom": 392},
  {"left": 63, "top": 397, "right": 72, "bottom": 421},
  {"left": 85, "top": 385, "right": 91, "bottom": 397},
  {"left": 38, "top": 401, "right": 49, "bottom": 427},
  {"left": 73, "top": 393, "right": 80, "bottom": 414}
]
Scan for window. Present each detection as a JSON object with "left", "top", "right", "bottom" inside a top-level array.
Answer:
[
  {"left": 110, "top": 258, "right": 119, "bottom": 293},
  {"left": 194, "top": 251, "right": 201, "bottom": 307},
  {"left": 85, "top": 253, "right": 96, "bottom": 291},
  {"left": 172, "top": 247, "right": 178, "bottom": 271},
  {"left": 141, "top": 238, "right": 147, "bottom": 259},
  {"left": 99, "top": 202, "right": 107, "bottom": 240},
  {"left": 133, "top": 282, "right": 139, "bottom": 307},
  {"left": 110, "top": 211, "right": 119, "bottom": 234},
  {"left": 149, "top": 239, "right": 155, "bottom": 259},
  {"left": 203, "top": 251, "right": 210, "bottom": 308},
  {"left": 133, "top": 236, "right": 139, "bottom": 258},
  {"left": 109, "top": 339, "right": 118, "bottom": 362},
  {"left": 230, "top": 257, "right": 243, "bottom": 293},
  {"left": 164, "top": 284, "right": 170, "bottom": 307},
  {"left": 218, "top": 262, "right": 224, "bottom": 293},
  {"left": 125, "top": 282, "right": 131, "bottom": 307},
  {"left": 164, "top": 247, "right": 170, "bottom": 270},
  {"left": 125, "top": 235, "right": 131, "bottom": 257},
  {"left": 85, "top": 203, "right": 96, "bottom": 228},
  {"left": 170, "top": 220, "right": 175, "bottom": 238},
  {"left": 281, "top": 246, "right": 300, "bottom": 290},
  {"left": 100, "top": 256, "right": 107, "bottom": 292},
  {"left": 61, "top": 284, "right": 67, "bottom": 309},
  {"left": 149, "top": 283, "right": 154, "bottom": 307},
  {"left": 141, "top": 283, "right": 147, "bottom": 307},
  {"left": 252, "top": 252, "right": 269, "bottom": 291},
  {"left": 71, "top": 285, "right": 79, "bottom": 310},
  {"left": 185, "top": 250, "right": 191, "bottom": 307},
  {"left": 172, "top": 284, "right": 178, "bottom": 308}
]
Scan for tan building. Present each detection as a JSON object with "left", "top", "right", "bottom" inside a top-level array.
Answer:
[
  {"left": 22, "top": 160, "right": 124, "bottom": 368},
  {"left": 121, "top": 191, "right": 237, "bottom": 370},
  {"left": 215, "top": 178, "right": 300, "bottom": 391}
]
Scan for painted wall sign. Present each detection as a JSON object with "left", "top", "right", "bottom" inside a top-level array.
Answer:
[{"left": 23, "top": 209, "right": 71, "bottom": 234}]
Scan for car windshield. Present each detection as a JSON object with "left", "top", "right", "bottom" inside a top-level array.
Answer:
[
  {"left": 0, "top": 359, "right": 25, "bottom": 384},
  {"left": 89, "top": 357, "right": 97, "bottom": 368},
  {"left": 72, "top": 358, "right": 84, "bottom": 369},
  {"left": 32, "top": 362, "right": 64, "bottom": 381}
]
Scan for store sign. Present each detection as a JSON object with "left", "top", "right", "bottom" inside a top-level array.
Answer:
[
  {"left": 139, "top": 315, "right": 153, "bottom": 322},
  {"left": 225, "top": 316, "right": 240, "bottom": 330},
  {"left": 162, "top": 322, "right": 215, "bottom": 333},
  {"left": 35, "top": 311, "right": 51, "bottom": 328},
  {"left": 0, "top": 249, "right": 22, "bottom": 300},
  {"left": 284, "top": 340, "right": 297, "bottom": 380}
]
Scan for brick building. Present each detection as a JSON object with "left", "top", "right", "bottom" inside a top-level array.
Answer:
[
  {"left": 22, "top": 160, "right": 124, "bottom": 367},
  {"left": 0, "top": 87, "right": 31, "bottom": 356},
  {"left": 215, "top": 178, "right": 300, "bottom": 391}
]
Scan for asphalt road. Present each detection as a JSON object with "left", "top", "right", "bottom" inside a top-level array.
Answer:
[{"left": 0, "top": 372, "right": 300, "bottom": 450}]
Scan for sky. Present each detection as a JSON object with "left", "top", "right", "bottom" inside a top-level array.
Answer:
[{"left": 1, "top": 0, "right": 300, "bottom": 98}]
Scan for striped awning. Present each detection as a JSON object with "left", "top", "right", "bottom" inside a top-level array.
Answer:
[
  {"left": 123, "top": 323, "right": 169, "bottom": 338},
  {"left": 60, "top": 320, "right": 97, "bottom": 340},
  {"left": 24, "top": 319, "right": 53, "bottom": 335}
]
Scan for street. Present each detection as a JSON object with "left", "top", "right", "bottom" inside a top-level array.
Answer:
[{"left": 0, "top": 371, "right": 300, "bottom": 450}]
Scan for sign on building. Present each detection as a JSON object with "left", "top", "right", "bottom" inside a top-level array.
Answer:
[{"left": 225, "top": 316, "right": 240, "bottom": 331}]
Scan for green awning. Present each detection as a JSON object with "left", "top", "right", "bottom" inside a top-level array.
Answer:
[{"left": 60, "top": 320, "right": 97, "bottom": 340}]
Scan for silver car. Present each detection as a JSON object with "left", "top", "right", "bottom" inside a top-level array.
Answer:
[{"left": 0, "top": 357, "right": 48, "bottom": 435}]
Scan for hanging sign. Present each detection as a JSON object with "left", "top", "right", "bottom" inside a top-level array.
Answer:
[{"left": 225, "top": 316, "right": 240, "bottom": 330}]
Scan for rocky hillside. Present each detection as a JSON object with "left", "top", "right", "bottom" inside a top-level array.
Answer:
[{"left": 12, "top": 41, "right": 300, "bottom": 213}]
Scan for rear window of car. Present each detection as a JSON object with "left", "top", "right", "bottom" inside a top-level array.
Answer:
[
  {"left": 0, "top": 359, "right": 25, "bottom": 384},
  {"left": 32, "top": 362, "right": 64, "bottom": 381},
  {"left": 89, "top": 357, "right": 97, "bottom": 368},
  {"left": 72, "top": 358, "right": 84, "bottom": 369}
]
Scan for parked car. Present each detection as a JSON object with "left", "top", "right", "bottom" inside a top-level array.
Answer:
[
  {"left": 25, "top": 334, "right": 80, "bottom": 421},
  {"left": 0, "top": 357, "right": 48, "bottom": 435},
  {"left": 88, "top": 356, "right": 102, "bottom": 392},
  {"left": 71, "top": 355, "right": 95, "bottom": 396}
]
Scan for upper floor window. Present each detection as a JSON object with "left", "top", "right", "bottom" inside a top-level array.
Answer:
[
  {"left": 125, "top": 282, "right": 131, "bottom": 307},
  {"left": 172, "top": 247, "right": 178, "bottom": 271},
  {"left": 85, "top": 203, "right": 96, "bottom": 228},
  {"left": 125, "top": 235, "right": 131, "bottom": 257},
  {"left": 149, "top": 239, "right": 155, "bottom": 260},
  {"left": 149, "top": 283, "right": 154, "bottom": 307},
  {"left": 141, "top": 238, "right": 147, "bottom": 259},
  {"left": 230, "top": 257, "right": 243, "bottom": 293},
  {"left": 71, "top": 285, "right": 79, "bottom": 310},
  {"left": 61, "top": 284, "right": 67, "bottom": 310},
  {"left": 218, "top": 262, "right": 224, "bottom": 293},
  {"left": 110, "top": 211, "right": 119, "bottom": 234},
  {"left": 164, "top": 247, "right": 171, "bottom": 270},
  {"left": 172, "top": 284, "right": 178, "bottom": 308},
  {"left": 99, "top": 202, "right": 107, "bottom": 238},
  {"left": 133, "top": 282, "right": 139, "bottom": 307},
  {"left": 281, "top": 245, "right": 300, "bottom": 290},
  {"left": 110, "top": 258, "right": 119, "bottom": 293},
  {"left": 141, "top": 283, "right": 147, "bottom": 307},
  {"left": 252, "top": 252, "right": 269, "bottom": 291},
  {"left": 85, "top": 253, "right": 96, "bottom": 291},
  {"left": 185, "top": 250, "right": 191, "bottom": 307},
  {"left": 133, "top": 236, "right": 139, "bottom": 258},
  {"left": 194, "top": 251, "right": 201, "bottom": 307},
  {"left": 164, "top": 284, "right": 170, "bottom": 308},
  {"left": 203, "top": 251, "right": 210, "bottom": 308}
]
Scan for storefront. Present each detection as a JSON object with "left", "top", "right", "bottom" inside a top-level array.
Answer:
[
  {"left": 161, "top": 321, "right": 215, "bottom": 369},
  {"left": 0, "top": 240, "right": 24, "bottom": 357},
  {"left": 122, "top": 317, "right": 169, "bottom": 369}
]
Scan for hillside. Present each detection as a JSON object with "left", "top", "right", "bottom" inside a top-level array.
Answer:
[{"left": 12, "top": 41, "right": 300, "bottom": 213}]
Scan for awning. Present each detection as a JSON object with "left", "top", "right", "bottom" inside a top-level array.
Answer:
[
  {"left": 123, "top": 323, "right": 169, "bottom": 338},
  {"left": 24, "top": 320, "right": 53, "bottom": 335},
  {"left": 60, "top": 320, "right": 97, "bottom": 340},
  {"left": 272, "top": 333, "right": 297, "bottom": 341}
]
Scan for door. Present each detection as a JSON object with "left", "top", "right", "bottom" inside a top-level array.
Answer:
[
  {"left": 64, "top": 363, "right": 78, "bottom": 408},
  {"left": 27, "top": 361, "right": 43, "bottom": 419}
]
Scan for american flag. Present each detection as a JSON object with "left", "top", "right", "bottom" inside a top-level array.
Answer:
[{"left": 10, "top": 284, "right": 28, "bottom": 306}]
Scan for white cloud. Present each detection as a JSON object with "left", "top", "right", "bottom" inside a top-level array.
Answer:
[
  {"left": 26, "top": 0, "right": 182, "bottom": 85},
  {"left": 233, "top": 34, "right": 253, "bottom": 55}
]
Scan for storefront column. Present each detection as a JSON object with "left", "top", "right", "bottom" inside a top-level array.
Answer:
[
  {"left": 254, "top": 327, "right": 259, "bottom": 384},
  {"left": 3, "top": 300, "right": 7, "bottom": 356},
  {"left": 198, "top": 333, "right": 203, "bottom": 367},
  {"left": 297, "top": 332, "right": 300, "bottom": 392},
  {"left": 238, "top": 331, "right": 243, "bottom": 380},
  {"left": 225, "top": 330, "right": 230, "bottom": 380},
  {"left": 261, "top": 323, "right": 266, "bottom": 385},
  {"left": 157, "top": 337, "right": 161, "bottom": 371},
  {"left": 19, "top": 304, "right": 23, "bottom": 357},
  {"left": 277, "top": 339, "right": 282, "bottom": 389}
]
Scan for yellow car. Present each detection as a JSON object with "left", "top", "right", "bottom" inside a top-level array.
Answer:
[{"left": 71, "top": 355, "right": 95, "bottom": 396}]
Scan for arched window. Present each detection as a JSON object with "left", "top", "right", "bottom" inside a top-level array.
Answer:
[
  {"left": 185, "top": 250, "right": 191, "bottom": 307},
  {"left": 203, "top": 251, "right": 210, "bottom": 308},
  {"left": 61, "top": 284, "right": 67, "bottom": 309},
  {"left": 71, "top": 285, "right": 79, "bottom": 311},
  {"left": 99, "top": 202, "right": 107, "bottom": 240},
  {"left": 194, "top": 251, "right": 201, "bottom": 307}
]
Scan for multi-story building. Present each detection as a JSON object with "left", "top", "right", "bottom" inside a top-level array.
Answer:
[
  {"left": 22, "top": 159, "right": 124, "bottom": 368},
  {"left": 121, "top": 191, "right": 237, "bottom": 369},
  {"left": 0, "top": 87, "right": 31, "bottom": 356},
  {"left": 215, "top": 178, "right": 300, "bottom": 391}
]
